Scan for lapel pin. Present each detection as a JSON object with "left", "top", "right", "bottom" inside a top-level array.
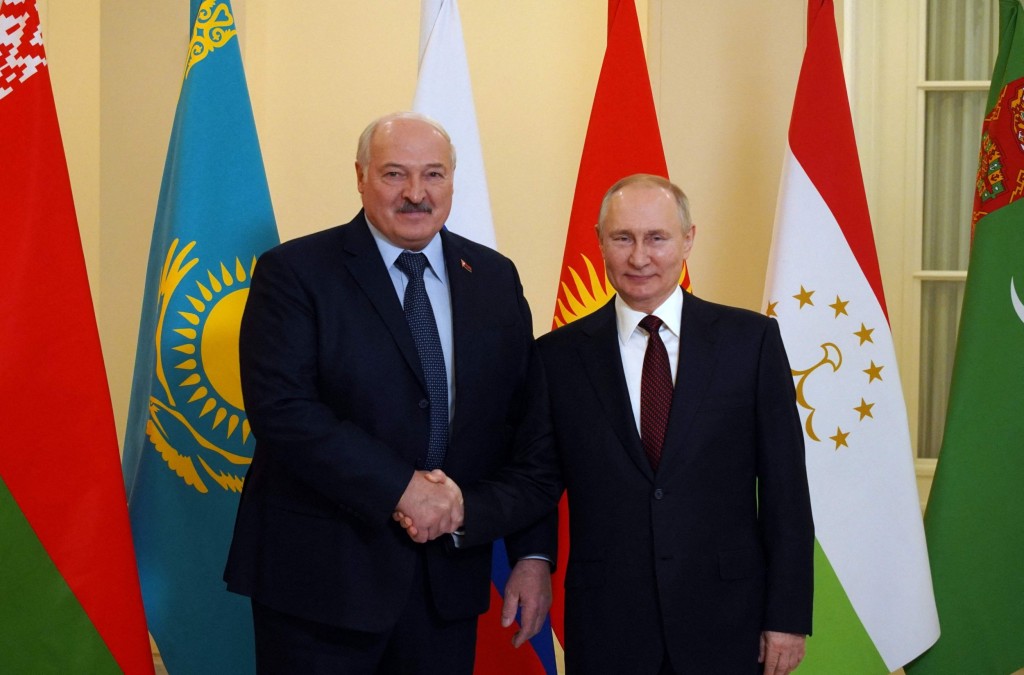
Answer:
[{"left": 460, "top": 259, "right": 473, "bottom": 273}]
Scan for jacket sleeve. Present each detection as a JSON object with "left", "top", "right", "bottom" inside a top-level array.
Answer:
[
  {"left": 460, "top": 339, "right": 563, "bottom": 552},
  {"left": 756, "top": 318, "right": 815, "bottom": 635}
]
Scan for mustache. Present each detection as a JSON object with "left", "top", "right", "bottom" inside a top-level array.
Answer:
[{"left": 398, "top": 200, "right": 432, "bottom": 214}]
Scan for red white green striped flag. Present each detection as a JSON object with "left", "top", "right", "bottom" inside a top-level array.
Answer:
[
  {"left": 762, "top": 1, "right": 939, "bottom": 671},
  {"left": 0, "top": 1, "right": 153, "bottom": 672}
]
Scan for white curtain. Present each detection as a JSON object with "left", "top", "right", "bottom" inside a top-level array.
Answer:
[{"left": 917, "top": 0, "right": 999, "bottom": 457}]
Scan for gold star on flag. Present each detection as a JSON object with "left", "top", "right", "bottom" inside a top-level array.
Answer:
[
  {"left": 766, "top": 301, "right": 778, "bottom": 317},
  {"left": 793, "top": 285, "right": 815, "bottom": 308},
  {"left": 854, "top": 323, "right": 874, "bottom": 345},
  {"left": 830, "top": 427, "right": 850, "bottom": 450},
  {"left": 829, "top": 295, "right": 849, "bottom": 318},
  {"left": 864, "top": 361, "right": 884, "bottom": 383},
  {"left": 854, "top": 398, "right": 875, "bottom": 420}
]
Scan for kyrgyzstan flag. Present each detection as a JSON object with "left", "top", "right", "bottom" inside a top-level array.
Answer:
[
  {"left": 762, "top": 1, "right": 939, "bottom": 672},
  {"left": 0, "top": 2, "right": 154, "bottom": 673}
]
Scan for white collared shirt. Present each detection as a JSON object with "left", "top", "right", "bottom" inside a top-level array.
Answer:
[{"left": 615, "top": 287, "right": 683, "bottom": 433}]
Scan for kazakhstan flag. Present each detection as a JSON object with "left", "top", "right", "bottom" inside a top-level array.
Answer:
[{"left": 122, "top": 1, "right": 278, "bottom": 673}]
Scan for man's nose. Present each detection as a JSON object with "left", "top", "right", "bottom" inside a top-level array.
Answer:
[
  {"left": 403, "top": 176, "right": 426, "bottom": 202},
  {"left": 628, "top": 242, "right": 650, "bottom": 266}
]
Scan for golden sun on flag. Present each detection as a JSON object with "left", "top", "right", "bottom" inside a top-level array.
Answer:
[
  {"left": 554, "top": 254, "right": 615, "bottom": 327},
  {"left": 173, "top": 258, "right": 254, "bottom": 444},
  {"left": 145, "top": 239, "right": 255, "bottom": 494}
]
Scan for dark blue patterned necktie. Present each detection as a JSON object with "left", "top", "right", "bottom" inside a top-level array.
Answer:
[{"left": 395, "top": 251, "right": 448, "bottom": 469}]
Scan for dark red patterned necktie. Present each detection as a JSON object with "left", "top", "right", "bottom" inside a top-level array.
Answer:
[{"left": 639, "top": 315, "right": 672, "bottom": 470}]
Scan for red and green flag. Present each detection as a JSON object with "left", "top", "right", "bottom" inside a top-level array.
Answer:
[
  {"left": 908, "top": 1, "right": 1024, "bottom": 673},
  {"left": 0, "top": 1, "right": 153, "bottom": 672}
]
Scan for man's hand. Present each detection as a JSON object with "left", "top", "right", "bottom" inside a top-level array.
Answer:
[
  {"left": 393, "top": 470, "right": 462, "bottom": 543},
  {"left": 759, "top": 631, "right": 805, "bottom": 675},
  {"left": 501, "top": 558, "right": 552, "bottom": 648}
]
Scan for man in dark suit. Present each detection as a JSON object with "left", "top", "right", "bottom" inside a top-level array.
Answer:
[
  {"left": 224, "top": 112, "right": 558, "bottom": 673},
  {"left": 436, "top": 174, "right": 813, "bottom": 674}
]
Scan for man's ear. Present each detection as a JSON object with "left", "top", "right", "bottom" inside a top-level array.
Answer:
[{"left": 682, "top": 224, "right": 697, "bottom": 259}]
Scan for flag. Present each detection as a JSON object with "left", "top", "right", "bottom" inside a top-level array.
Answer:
[
  {"left": 553, "top": 0, "right": 686, "bottom": 332},
  {"left": 762, "top": 1, "right": 939, "bottom": 671},
  {"left": 413, "top": 0, "right": 496, "bottom": 249},
  {"left": 121, "top": 1, "right": 279, "bottom": 672},
  {"left": 549, "top": 0, "right": 683, "bottom": 668},
  {"left": 0, "top": 1, "right": 153, "bottom": 672},
  {"left": 412, "top": 2, "right": 557, "bottom": 670},
  {"left": 906, "top": 1, "right": 1024, "bottom": 673}
]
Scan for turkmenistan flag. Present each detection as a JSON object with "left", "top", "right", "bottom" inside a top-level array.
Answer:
[
  {"left": 0, "top": 1, "right": 153, "bottom": 672},
  {"left": 906, "top": 2, "right": 1024, "bottom": 673},
  {"left": 763, "top": 1, "right": 939, "bottom": 672},
  {"left": 122, "top": 1, "right": 278, "bottom": 672}
]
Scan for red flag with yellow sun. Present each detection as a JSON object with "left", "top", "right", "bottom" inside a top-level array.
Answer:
[{"left": 553, "top": 0, "right": 689, "bottom": 330}]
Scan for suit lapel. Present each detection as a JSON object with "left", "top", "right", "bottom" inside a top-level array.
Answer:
[
  {"left": 577, "top": 302, "right": 654, "bottom": 481},
  {"left": 441, "top": 230, "right": 490, "bottom": 440},
  {"left": 662, "top": 292, "right": 719, "bottom": 471},
  {"left": 338, "top": 213, "right": 425, "bottom": 389}
]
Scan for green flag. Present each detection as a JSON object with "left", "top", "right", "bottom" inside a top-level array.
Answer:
[{"left": 907, "top": 1, "right": 1024, "bottom": 673}]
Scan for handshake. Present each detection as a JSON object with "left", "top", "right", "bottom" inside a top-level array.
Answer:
[{"left": 392, "top": 469, "right": 463, "bottom": 543}]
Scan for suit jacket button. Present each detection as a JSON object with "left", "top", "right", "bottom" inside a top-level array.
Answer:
[
  {"left": 653, "top": 488, "right": 664, "bottom": 500},
  {"left": 419, "top": 399, "right": 429, "bottom": 409}
]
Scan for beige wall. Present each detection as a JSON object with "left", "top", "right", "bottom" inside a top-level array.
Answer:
[{"left": 47, "top": 1, "right": 807, "bottom": 445}]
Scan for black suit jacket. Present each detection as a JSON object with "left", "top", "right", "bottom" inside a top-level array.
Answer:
[
  {"left": 224, "top": 212, "right": 556, "bottom": 633},
  {"left": 465, "top": 292, "right": 813, "bottom": 674}
]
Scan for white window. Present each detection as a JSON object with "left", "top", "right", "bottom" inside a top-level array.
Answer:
[
  {"left": 847, "top": 0, "right": 997, "bottom": 476},
  {"left": 916, "top": 0, "right": 998, "bottom": 458}
]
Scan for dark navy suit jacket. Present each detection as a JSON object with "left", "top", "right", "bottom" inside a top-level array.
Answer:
[
  {"left": 465, "top": 292, "right": 813, "bottom": 674},
  {"left": 224, "top": 212, "right": 558, "bottom": 633}
]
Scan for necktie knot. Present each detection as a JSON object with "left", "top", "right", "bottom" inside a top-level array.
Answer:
[
  {"left": 396, "top": 251, "right": 428, "bottom": 280},
  {"left": 639, "top": 315, "right": 663, "bottom": 336}
]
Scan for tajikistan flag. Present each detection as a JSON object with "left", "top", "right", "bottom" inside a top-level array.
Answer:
[{"left": 762, "top": 1, "right": 940, "bottom": 672}]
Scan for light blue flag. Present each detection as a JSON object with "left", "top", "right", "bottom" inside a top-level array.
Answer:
[{"left": 122, "top": 1, "right": 278, "bottom": 672}]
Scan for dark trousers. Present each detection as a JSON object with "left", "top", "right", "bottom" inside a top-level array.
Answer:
[{"left": 251, "top": 554, "right": 476, "bottom": 675}]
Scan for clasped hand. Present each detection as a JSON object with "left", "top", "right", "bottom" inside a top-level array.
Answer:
[{"left": 393, "top": 470, "right": 463, "bottom": 543}]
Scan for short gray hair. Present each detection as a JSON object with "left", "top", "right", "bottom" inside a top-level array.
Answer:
[
  {"left": 356, "top": 112, "right": 457, "bottom": 179},
  {"left": 597, "top": 174, "right": 692, "bottom": 233}
]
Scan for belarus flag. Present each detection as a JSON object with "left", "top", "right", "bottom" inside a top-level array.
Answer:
[
  {"left": 762, "top": 2, "right": 939, "bottom": 672},
  {"left": 0, "top": 1, "right": 152, "bottom": 672}
]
